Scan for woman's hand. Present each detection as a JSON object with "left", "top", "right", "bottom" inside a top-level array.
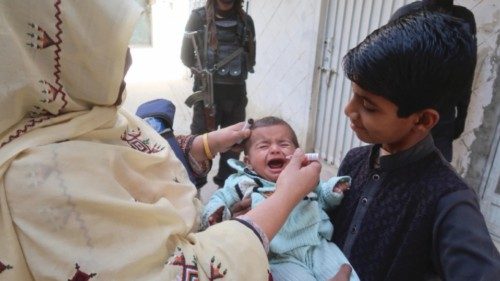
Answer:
[
  {"left": 274, "top": 148, "right": 321, "bottom": 204},
  {"left": 208, "top": 122, "right": 251, "bottom": 154},
  {"left": 190, "top": 122, "right": 251, "bottom": 162}
]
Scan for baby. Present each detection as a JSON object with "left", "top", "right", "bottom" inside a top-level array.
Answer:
[{"left": 202, "top": 116, "right": 359, "bottom": 281}]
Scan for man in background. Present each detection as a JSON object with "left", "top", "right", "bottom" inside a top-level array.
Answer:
[{"left": 181, "top": 0, "right": 256, "bottom": 187}]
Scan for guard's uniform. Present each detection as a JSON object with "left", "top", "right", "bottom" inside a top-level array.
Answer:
[{"left": 181, "top": 6, "right": 256, "bottom": 186}]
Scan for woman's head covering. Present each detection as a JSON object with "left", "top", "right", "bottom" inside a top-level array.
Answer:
[
  {"left": 0, "top": 1, "right": 205, "bottom": 279},
  {"left": 0, "top": 0, "right": 141, "bottom": 162}
]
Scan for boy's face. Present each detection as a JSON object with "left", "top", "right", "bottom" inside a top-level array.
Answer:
[
  {"left": 244, "top": 125, "right": 297, "bottom": 182},
  {"left": 344, "top": 83, "right": 420, "bottom": 153}
]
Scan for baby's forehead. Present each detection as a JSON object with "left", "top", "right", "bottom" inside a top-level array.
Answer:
[{"left": 248, "top": 125, "right": 295, "bottom": 143}]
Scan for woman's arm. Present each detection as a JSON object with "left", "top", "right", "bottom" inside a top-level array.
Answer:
[
  {"left": 190, "top": 122, "right": 250, "bottom": 163},
  {"left": 175, "top": 122, "right": 249, "bottom": 178}
]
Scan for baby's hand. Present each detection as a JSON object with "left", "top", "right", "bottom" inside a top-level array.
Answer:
[
  {"left": 328, "top": 264, "right": 352, "bottom": 281},
  {"left": 333, "top": 180, "right": 350, "bottom": 193},
  {"left": 231, "top": 197, "right": 252, "bottom": 218},
  {"left": 208, "top": 206, "right": 224, "bottom": 226}
]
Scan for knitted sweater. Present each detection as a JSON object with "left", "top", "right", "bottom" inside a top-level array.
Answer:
[{"left": 203, "top": 159, "right": 350, "bottom": 255}]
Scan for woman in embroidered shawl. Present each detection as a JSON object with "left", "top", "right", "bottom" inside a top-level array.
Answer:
[{"left": 0, "top": 0, "right": 352, "bottom": 280}]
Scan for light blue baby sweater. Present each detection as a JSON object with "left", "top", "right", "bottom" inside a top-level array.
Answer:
[{"left": 202, "top": 159, "right": 350, "bottom": 255}]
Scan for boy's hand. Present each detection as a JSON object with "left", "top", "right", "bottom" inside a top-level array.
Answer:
[
  {"left": 275, "top": 148, "right": 321, "bottom": 203},
  {"left": 328, "top": 264, "right": 352, "bottom": 281}
]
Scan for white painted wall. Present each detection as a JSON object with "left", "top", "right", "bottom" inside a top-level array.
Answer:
[{"left": 245, "top": 0, "right": 323, "bottom": 147}]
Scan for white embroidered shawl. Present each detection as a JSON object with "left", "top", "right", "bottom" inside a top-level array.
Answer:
[{"left": 0, "top": 0, "right": 268, "bottom": 280}]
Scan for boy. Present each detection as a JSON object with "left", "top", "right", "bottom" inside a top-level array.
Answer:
[
  {"left": 202, "top": 117, "right": 360, "bottom": 281},
  {"left": 329, "top": 11, "right": 500, "bottom": 281}
]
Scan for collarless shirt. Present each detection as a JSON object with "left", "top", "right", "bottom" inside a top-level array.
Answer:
[{"left": 338, "top": 135, "right": 500, "bottom": 281}]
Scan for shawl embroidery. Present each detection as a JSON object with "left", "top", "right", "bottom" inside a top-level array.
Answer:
[
  {"left": 121, "top": 127, "right": 165, "bottom": 153},
  {"left": 68, "top": 263, "right": 97, "bottom": 281},
  {"left": 168, "top": 247, "right": 227, "bottom": 281},
  {"left": 1, "top": 0, "right": 68, "bottom": 149},
  {"left": 1, "top": 0, "right": 270, "bottom": 279},
  {"left": 0, "top": 261, "right": 13, "bottom": 274}
]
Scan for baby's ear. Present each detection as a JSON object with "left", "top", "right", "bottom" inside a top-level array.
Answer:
[
  {"left": 243, "top": 155, "right": 251, "bottom": 166},
  {"left": 414, "top": 109, "right": 439, "bottom": 132}
]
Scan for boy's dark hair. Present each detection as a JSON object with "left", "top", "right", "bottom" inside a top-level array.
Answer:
[
  {"left": 243, "top": 116, "right": 299, "bottom": 155},
  {"left": 343, "top": 11, "right": 476, "bottom": 117}
]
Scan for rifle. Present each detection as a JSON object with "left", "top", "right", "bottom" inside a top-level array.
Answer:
[
  {"left": 184, "top": 28, "right": 244, "bottom": 132},
  {"left": 184, "top": 28, "right": 216, "bottom": 132}
]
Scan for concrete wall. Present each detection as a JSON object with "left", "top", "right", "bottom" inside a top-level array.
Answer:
[
  {"left": 245, "top": 0, "right": 322, "bottom": 147},
  {"left": 453, "top": 0, "right": 500, "bottom": 185}
]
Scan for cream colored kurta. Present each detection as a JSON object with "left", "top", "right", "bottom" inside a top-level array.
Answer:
[{"left": 0, "top": 0, "right": 268, "bottom": 280}]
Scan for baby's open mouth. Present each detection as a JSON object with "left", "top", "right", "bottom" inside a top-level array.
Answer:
[{"left": 267, "top": 158, "right": 285, "bottom": 169}]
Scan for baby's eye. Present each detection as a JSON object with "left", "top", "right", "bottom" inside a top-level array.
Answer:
[
  {"left": 257, "top": 144, "right": 269, "bottom": 149},
  {"left": 280, "top": 142, "right": 292, "bottom": 148}
]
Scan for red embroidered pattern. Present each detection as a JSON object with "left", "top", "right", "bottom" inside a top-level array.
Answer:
[
  {"left": 209, "top": 256, "right": 226, "bottom": 280},
  {"left": 0, "top": 261, "right": 13, "bottom": 274},
  {"left": 26, "top": 0, "right": 68, "bottom": 112},
  {"left": 121, "top": 127, "right": 164, "bottom": 153},
  {"left": 68, "top": 263, "right": 96, "bottom": 281},
  {"left": 36, "top": 0, "right": 68, "bottom": 111},
  {"left": 168, "top": 247, "right": 227, "bottom": 281},
  {"left": 0, "top": 115, "right": 52, "bottom": 148},
  {"left": 1, "top": 0, "right": 68, "bottom": 149}
]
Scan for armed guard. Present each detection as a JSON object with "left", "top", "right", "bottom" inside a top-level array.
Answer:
[{"left": 181, "top": 0, "right": 256, "bottom": 187}]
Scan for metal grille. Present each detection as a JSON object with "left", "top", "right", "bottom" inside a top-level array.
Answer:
[{"left": 313, "top": 0, "right": 412, "bottom": 168}]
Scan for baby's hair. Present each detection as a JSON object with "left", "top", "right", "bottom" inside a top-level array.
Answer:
[
  {"left": 343, "top": 11, "right": 476, "bottom": 117},
  {"left": 243, "top": 116, "right": 299, "bottom": 155}
]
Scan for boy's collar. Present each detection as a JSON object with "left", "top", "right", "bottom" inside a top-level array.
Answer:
[{"left": 369, "top": 135, "right": 437, "bottom": 171}]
